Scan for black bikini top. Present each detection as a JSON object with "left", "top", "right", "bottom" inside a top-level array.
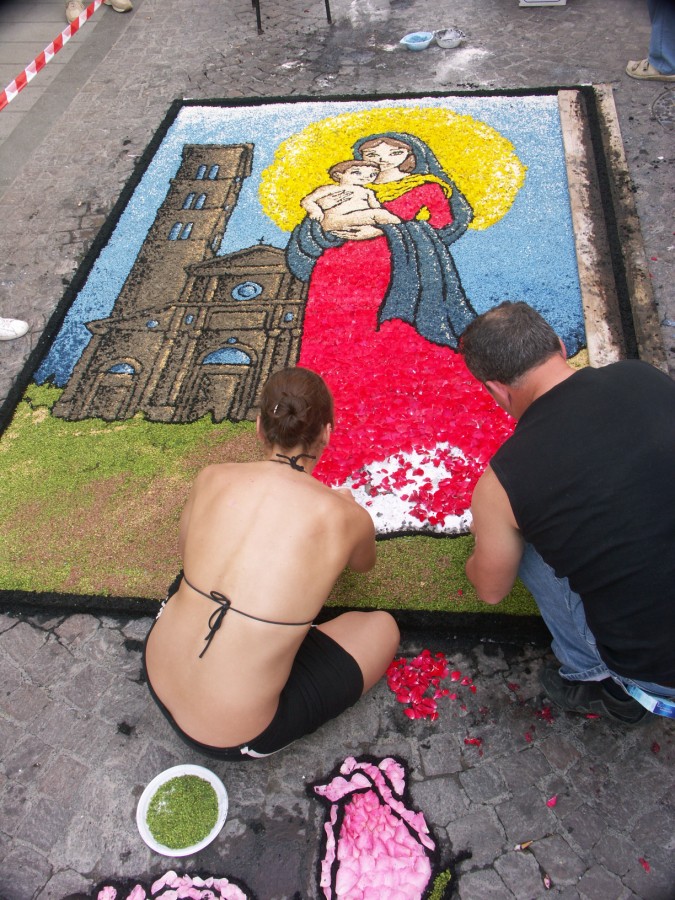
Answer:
[{"left": 181, "top": 573, "right": 314, "bottom": 659}]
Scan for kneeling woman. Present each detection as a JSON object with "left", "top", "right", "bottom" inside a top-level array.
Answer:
[{"left": 143, "top": 367, "right": 400, "bottom": 759}]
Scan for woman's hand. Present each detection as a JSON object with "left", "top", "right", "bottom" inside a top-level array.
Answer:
[{"left": 329, "top": 224, "right": 384, "bottom": 241}]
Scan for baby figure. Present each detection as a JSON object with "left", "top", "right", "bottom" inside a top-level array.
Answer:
[{"left": 301, "top": 160, "right": 401, "bottom": 235}]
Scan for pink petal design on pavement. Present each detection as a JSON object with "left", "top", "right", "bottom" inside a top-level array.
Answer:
[{"left": 313, "top": 757, "right": 437, "bottom": 899}]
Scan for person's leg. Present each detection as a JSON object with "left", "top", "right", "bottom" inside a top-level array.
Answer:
[
  {"left": 316, "top": 610, "right": 400, "bottom": 693},
  {"left": 648, "top": 0, "right": 675, "bottom": 75},
  {"left": 626, "top": 0, "right": 675, "bottom": 80},
  {"left": 517, "top": 543, "right": 609, "bottom": 682}
]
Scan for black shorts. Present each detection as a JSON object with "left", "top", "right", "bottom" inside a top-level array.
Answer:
[{"left": 143, "top": 623, "right": 364, "bottom": 760}]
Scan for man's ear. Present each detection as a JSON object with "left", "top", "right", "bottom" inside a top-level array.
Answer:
[
  {"left": 255, "top": 415, "right": 264, "bottom": 443},
  {"left": 558, "top": 338, "right": 568, "bottom": 360},
  {"left": 485, "top": 380, "right": 512, "bottom": 414}
]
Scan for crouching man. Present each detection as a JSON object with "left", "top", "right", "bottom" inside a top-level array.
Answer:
[{"left": 460, "top": 301, "right": 675, "bottom": 725}]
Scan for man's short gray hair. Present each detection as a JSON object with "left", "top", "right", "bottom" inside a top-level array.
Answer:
[{"left": 460, "top": 301, "right": 562, "bottom": 384}]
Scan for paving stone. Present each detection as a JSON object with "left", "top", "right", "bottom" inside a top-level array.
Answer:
[
  {"left": 631, "top": 803, "right": 675, "bottom": 852},
  {"left": 529, "top": 832, "right": 587, "bottom": 886},
  {"left": 0, "top": 778, "right": 30, "bottom": 837},
  {"left": 618, "top": 844, "right": 675, "bottom": 899},
  {"left": 457, "top": 867, "right": 512, "bottom": 899},
  {"left": 0, "top": 678, "right": 52, "bottom": 724},
  {"left": 538, "top": 733, "right": 583, "bottom": 772},
  {"left": 97, "top": 675, "right": 152, "bottom": 729},
  {"left": 54, "top": 615, "right": 101, "bottom": 648},
  {"left": 2, "top": 733, "right": 55, "bottom": 785},
  {"left": 459, "top": 763, "right": 509, "bottom": 804},
  {"left": 496, "top": 746, "right": 553, "bottom": 793},
  {"left": 577, "top": 864, "right": 633, "bottom": 900},
  {"left": 36, "top": 869, "right": 93, "bottom": 899},
  {"left": 0, "top": 843, "right": 54, "bottom": 900},
  {"left": 494, "top": 848, "right": 549, "bottom": 898},
  {"left": 20, "top": 636, "right": 76, "bottom": 688},
  {"left": 559, "top": 802, "right": 607, "bottom": 856},
  {"left": 446, "top": 807, "right": 506, "bottom": 868},
  {"left": 0, "top": 619, "right": 48, "bottom": 665},
  {"left": 593, "top": 830, "right": 638, "bottom": 878},
  {"left": 0, "top": 613, "right": 18, "bottom": 634},
  {"left": 410, "top": 774, "right": 470, "bottom": 829},
  {"left": 0, "top": 655, "right": 29, "bottom": 697},
  {"left": 60, "top": 662, "right": 116, "bottom": 713},
  {"left": 418, "top": 732, "right": 464, "bottom": 777},
  {"left": 33, "top": 752, "right": 90, "bottom": 807},
  {"left": 15, "top": 793, "right": 78, "bottom": 854},
  {"left": 495, "top": 790, "right": 558, "bottom": 845}
]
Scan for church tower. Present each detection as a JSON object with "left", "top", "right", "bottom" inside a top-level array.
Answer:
[
  {"left": 53, "top": 142, "right": 309, "bottom": 424},
  {"left": 115, "top": 144, "right": 253, "bottom": 317}
]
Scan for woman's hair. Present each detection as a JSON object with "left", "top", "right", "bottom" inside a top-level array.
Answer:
[
  {"left": 460, "top": 301, "right": 562, "bottom": 385},
  {"left": 259, "top": 367, "right": 334, "bottom": 450},
  {"left": 358, "top": 137, "right": 417, "bottom": 173}
]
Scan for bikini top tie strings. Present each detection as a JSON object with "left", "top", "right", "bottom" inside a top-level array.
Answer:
[
  {"left": 272, "top": 453, "right": 316, "bottom": 472},
  {"left": 180, "top": 574, "right": 313, "bottom": 658}
]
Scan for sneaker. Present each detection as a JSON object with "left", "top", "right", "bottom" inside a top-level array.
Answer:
[
  {"left": 104, "top": 0, "right": 133, "bottom": 11},
  {"left": 0, "top": 317, "right": 29, "bottom": 341},
  {"left": 626, "top": 59, "right": 675, "bottom": 82},
  {"left": 65, "top": 0, "right": 85, "bottom": 23},
  {"left": 540, "top": 665, "right": 650, "bottom": 726}
]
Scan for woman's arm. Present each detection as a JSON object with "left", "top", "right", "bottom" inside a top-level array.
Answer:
[
  {"left": 335, "top": 491, "right": 377, "bottom": 572},
  {"left": 388, "top": 183, "right": 453, "bottom": 228}
]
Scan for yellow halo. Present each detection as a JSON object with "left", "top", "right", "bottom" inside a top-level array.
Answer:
[{"left": 259, "top": 106, "right": 526, "bottom": 232}]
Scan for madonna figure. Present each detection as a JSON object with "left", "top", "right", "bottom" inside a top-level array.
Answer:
[{"left": 287, "top": 132, "right": 513, "bottom": 530}]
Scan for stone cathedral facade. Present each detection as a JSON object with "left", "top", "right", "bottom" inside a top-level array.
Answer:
[{"left": 54, "top": 144, "right": 309, "bottom": 424}]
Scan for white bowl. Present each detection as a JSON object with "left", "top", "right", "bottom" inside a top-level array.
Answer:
[
  {"left": 435, "top": 27, "right": 465, "bottom": 49},
  {"left": 400, "top": 31, "right": 434, "bottom": 51},
  {"left": 136, "top": 764, "right": 228, "bottom": 857}
]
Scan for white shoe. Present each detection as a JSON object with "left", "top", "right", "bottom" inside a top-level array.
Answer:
[
  {"left": 0, "top": 318, "right": 29, "bottom": 341},
  {"left": 104, "top": 0, "right": 133, "bottom": 11},
  {"left": 65, "top": 0, "right": 85, "bottom": 23}
]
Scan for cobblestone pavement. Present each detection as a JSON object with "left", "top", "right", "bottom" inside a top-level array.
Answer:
[
  {"left": 0, "top": 612, "right": 673, "bottom": 899},
  {"left": 0, "top": 0, "right": 674, "bottom": 898}
]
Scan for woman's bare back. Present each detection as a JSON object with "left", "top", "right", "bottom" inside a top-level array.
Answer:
[{"left": 144, "top": 460, "right": 375, "bottom": 746}]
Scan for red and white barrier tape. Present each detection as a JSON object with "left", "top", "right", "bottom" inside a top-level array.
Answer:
[{"left": 0, "top": 0, "right": 104, "bottom": 113}]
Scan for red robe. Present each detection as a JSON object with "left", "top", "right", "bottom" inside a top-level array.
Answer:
[{"left": 298, "top": 181, "right": 513, "bottom": 528}]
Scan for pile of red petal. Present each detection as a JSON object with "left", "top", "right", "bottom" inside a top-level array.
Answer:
[{"left": 387, "top": 650, "right": 475, "bottom": 720}]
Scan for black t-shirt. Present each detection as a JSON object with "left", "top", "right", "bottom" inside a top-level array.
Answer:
[{"left": 491, "top": 361, "right": 675, "bottom": 685}]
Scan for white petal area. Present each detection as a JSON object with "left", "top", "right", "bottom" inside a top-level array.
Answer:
[{"left": 334, "top": 443, "right": 475, "bottom": 536}]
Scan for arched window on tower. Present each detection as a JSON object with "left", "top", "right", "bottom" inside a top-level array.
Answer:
[
  {"left": 168, "top": 222, "right": 183, "bottom": 241},
  {"left": 196, "top": 165, "right": 207, "bottom": 180},
  {"left": 182, "top": 193, "right": 196, "bottom": 209},
  {"left": 208, "top": 165, "right": 220, "bottom": 180},
  {"left": 195, "top": 193, "right": 207, "bottom": 209},
  {"left": 180, "top": 223, "right": 193, "bottom": 240}
]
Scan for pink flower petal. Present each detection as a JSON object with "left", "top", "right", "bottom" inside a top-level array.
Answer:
[{"left": 546, "top": 795, "right": 557, "bottom": 808}]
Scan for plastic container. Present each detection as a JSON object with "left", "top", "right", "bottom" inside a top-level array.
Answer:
[
  {"left": 399, "top": 32, "right": 434, "bottom": 51},
  {"left": 434, "top": 27, "right": 465, "bottom": 49},
  {"left": 136, "top": 764, "right": 228, "bottom": 857}
]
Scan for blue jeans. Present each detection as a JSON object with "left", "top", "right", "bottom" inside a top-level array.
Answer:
[
  {"left": 648, "top": 0, "right": 675, "bottom": 75},
  {"left": 518, "top": 543, "right": 675, "bottom": 699}
]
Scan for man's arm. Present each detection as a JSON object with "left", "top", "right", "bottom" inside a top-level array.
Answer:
[{"left": 465, "top": 466, "right": 524, "bottom": 604}]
